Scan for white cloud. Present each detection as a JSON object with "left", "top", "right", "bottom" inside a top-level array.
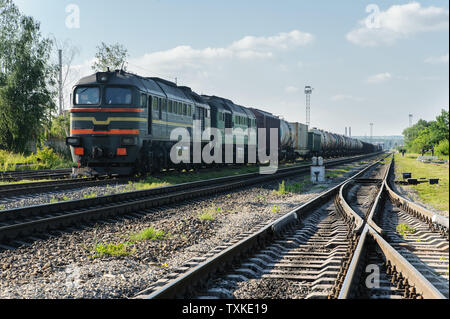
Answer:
[
  {"left": 62, "top": 30, "right": 314, "bottom": 108},
  {"left": 127, "top": 29, "right": 313, "bottom": 77},
  {"left": 285, "top": 86, "right": 299, "bottom": 93},
  {"left": 347, "top": 2, "right": 449, "bottom": 46},
  {"left": 69, "top": 29, "right": 314, "bottom": 79},
  {"left": 331, "top": 94, "right": 365, "bottom": 102},
  {"left": 425, "top": 53, "right": 449, "bottom": 64},
  {"left": 230, "top": 30, "right": 314, "bottom": 51},
  {"left": 367, "top": 72, "right": 392, "bottom": 83}
]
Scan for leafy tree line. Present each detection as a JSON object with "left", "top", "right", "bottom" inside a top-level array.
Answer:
[
  {"left": 402, "top": 109, "right": 449, "bottom": 156},
  {"left": 1, "top": 0, "right": 129, "bottom": 156},
  {"left": 0, "top": 0, "right": 57, "bottom": 153}
]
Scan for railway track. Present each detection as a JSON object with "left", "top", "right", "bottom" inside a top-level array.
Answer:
[
  {"left": 0, "top": 168, "right": 72, "bottom": 182},
  {"left": 134, "top": 154, "right": 448, "bottom": 299},
  {"left": 0, "top": 175, "right": 130, "bottom": 199},
  {"left": 0, "top": 153, "right": 382, "bottom": 250},
  {"left": 357, "top": 158, "right": 449, "bottom": 298}
]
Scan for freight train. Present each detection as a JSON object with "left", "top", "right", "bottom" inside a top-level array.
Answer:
[{"left": 66, "top": 70, "right": 381, "bottom": 176}]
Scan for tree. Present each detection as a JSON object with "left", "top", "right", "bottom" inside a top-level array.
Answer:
[
  {"left": 402, "top": 119, "right": 429, "bottom": 151},
  {"left": 430, "top": 109, "right": 449, "bottom": 143},
  {"left": 0, "top": 0, "right": 56, "bottom": 153},
  {"left": 402, "top": 109, "right": 449, "bottom": 154},
  {"left": 91, "top": 42, "right": 129, "bottom": 72},
  {"left": 51, "top": 36, "right": 80, "bottom": 113}
]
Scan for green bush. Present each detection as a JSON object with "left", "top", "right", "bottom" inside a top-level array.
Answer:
[
  {"left": 25, "top": 146, "right": 61, "bottom": 168},
  {"left": 0, "top": 150, "right": 27, "bottom": 170},
  {"left": 435, "top": 139, "right": 449, "bottom": 156}
]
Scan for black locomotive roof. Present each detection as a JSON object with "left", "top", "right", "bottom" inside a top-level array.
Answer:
[
  {"left": 178, "top": 86, "right": 210, "bottom": 109},
  {"left": 249, "top": 107, "right": 279, "bottom": 119},
  {"left": 220, "top": 99, "right": 249, "bottom": 118},
  {"left": 74, "top": 71, "right": 201, "bottom": 103},
  {"left": 201, "top": 95, "right": 231, "bottom": 114},
  {"left": 75, "top": 71, "right": 166, "bottom": 97},
  {"left": 236, "top": 104, "right": 256, "bottom": 120},
  {"left": 149, "top": 77, "right": 193, "bottom": 104}
]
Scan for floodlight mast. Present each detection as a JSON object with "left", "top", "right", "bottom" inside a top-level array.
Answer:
[{"left": 305, "top": 86, "right": 313, "bottom": 126}]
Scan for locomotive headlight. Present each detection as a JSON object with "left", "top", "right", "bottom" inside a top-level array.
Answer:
[
  {"left": 121, "top": 137, "right": 136, "bottom": 146},
  {"left": 66, "top": 136, "right": 81, "bottom": 146}
]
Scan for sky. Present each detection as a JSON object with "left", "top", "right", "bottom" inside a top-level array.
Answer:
[{"left": 14, "top": 0, "right": 449, "bottom": 136}]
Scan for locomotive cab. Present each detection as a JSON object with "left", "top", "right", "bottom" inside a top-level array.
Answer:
[{"left": 67, "top": 71, "right": 146, "bottom": 176}]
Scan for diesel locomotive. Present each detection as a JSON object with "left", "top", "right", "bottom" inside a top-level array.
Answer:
[{"left": 66, "top": 70, "right": 381, "bottom": 176}]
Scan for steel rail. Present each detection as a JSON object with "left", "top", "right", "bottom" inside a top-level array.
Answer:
[
  {"left": 384, "top": 158, "right": 449, "bottom": 231},
  {"left": 0, "top": 153, "right": 382, "bottom": 244},
  {"left": 136, "top": 156, "right": 385, "bottom": 299},
  {"left": 338, "top": 156, "right": 446, "bottom": 299},
  {"left": 0, "top": 168, "right": 72, "bottom": 182},
  {"left": 0, "top": 176, "right": 133, "bottom": 198}
]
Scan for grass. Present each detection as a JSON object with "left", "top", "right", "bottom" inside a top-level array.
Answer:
[
  {"left": 326, "top": 168, "right": 350, "bottom": 179},
  {"left": 0, "top": 147, "right": 72, "bottom": 171},
  {"left": 124, "top": 161, "right": 314, "bottom": 193},
  {"left": 273, "top": 180, "right": 311, "bottom": 195},
  {"left": 396, "top": 223, "right": 416, "bottom": 239},
  {"left": 394, "top": 152, "right": 449, "bottom": 213},
  {"left": 129, "top": 227, "right": 166, "bottom": 242},
  {"left": 89, "top": 226, "right": 168, "bottom": 258},
  {"left": 198, "top": 205, "right": 223, "bottom": 221},
  {"left": 92, "top": 242, "right": 136, "bottom": 258}
]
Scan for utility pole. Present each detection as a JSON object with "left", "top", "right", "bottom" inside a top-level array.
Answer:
[
  {"left": 305, "top": 86, "right": 313, "bottom": 126},
  {"left": 58, "top": 49, "right": 63, "bottom": 115},
  {"left": 370, "top": 123, "right": 374, "bottom": 141},
  {"left": 409, "top": 114, "right": 413, "bottom": 127}
]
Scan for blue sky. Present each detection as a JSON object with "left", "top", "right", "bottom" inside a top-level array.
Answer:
[{"left": 15, "top": 0, "right": 449, "bottom": 136}]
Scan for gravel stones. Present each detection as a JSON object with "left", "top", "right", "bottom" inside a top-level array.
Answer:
[{"left": 0, "top": 161, "right": 373, "bottom": 299}]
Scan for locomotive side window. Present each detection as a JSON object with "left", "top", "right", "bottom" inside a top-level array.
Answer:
[
  {"left": 168, "top": 100, "right": 173, "bottom": 113},
  {"left": 140, "top": 94, "right": 147, "bottom": 108},
  {"left": 148, "top": 96, "right": 152, "bottom": 135},
  {"left": 158, "top": 98, "right": 162, "bottom": 119},
  {"left": 152, "top": 97, "right": 159, "bottom": 119},
  {"left": 105, "top": 87, "right": 132, "bottom": 105},
  {"left": 75, "top": 87, "right": 100, "bottom": 105}
]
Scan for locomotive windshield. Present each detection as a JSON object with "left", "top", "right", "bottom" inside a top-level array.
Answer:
[
  {"left": 74, "top": 87, "right": 100, "bottom": 105},
  {"left": 105, "top": 87, "right": 132, "bottom": 105}
]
